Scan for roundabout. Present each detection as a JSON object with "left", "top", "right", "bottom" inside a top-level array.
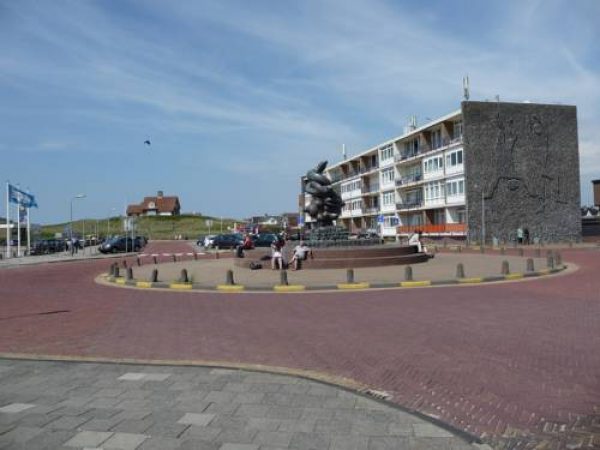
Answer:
[{"left": 1, "top": 240, "right": 599, "bottom": 449}]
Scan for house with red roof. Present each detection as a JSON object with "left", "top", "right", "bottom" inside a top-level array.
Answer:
[{"left": 126, "top": 191, "right": 181, "bottom": 217}]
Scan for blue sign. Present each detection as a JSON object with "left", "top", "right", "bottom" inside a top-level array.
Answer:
[{"left": 377, "top": 215, "right": 384, "bottom": 224}]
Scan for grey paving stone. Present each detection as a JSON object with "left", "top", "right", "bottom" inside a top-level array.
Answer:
[
  {"left": 181, "top": 424, "right": 223, "bottom": 441},
  {"left": 205, "top": 402, "right": 241, "bottom": 415},
  {"left": 289, "top": 432, "right": 331, "bottom": 450},
  {"left": 137, "top": 435, "right": 181, "bottom": 449},
  {"left": 47, "top": 415, "right": 92, "bottom": 430},
  {"left": 234, "top": 393, "right": 265, "bottom": 404},
  {"left": 178, "top": 438, "right": 221, "bottom": 450},
  {"left": 0, "top": 403, "right": 36, "bottom": 413},
  {"left": 265, "top": 407, "right": 303, "bottom": 420},
  {"left": 0, "top": 425, "right": 43, "bottom": 446},
  {"left": 118, "top": 373, "right": 146, "bottom": 381},
  {"left": 368, "top": 436, "right": 410, "bottom": 449},
  {"left": 110, "top": 417, "right": 154, "bottom": 434},
  {"left": 219, "top": 444, "right": 259, "bottom": 450},
  {"left": 234, "top": 404, "right": 270, "bottom": 418},
  {"left": 178, "top": 413, "right": 216, "bottom": 426},
  {"left": 252, "top": 430, "right": 293, "bottom": 447},
  {"left": 314, "top": 418, "right": 352, "bottom": 434},
  {"left": 63, "top": 430, "right": 113, "bottom": 447},
  {"left": 216, "top": 428, "right": 258, "bottom": 445},
  {"left": 143, "top": 422, "right": 189, "bottom": 438},
  {"left": 12, "top": 429, "right": 76, "bottom": 450},
  {"left": 210, "top": 416, "right": 248, "bottom": 430},
  {"left": 413, "top": 422, "right": 454, "bottom": 438},
  {"left": 101, "top": 431, "right": 148, "bottom": 449},
  {"left": 81, "top": 417, "right": 125, "bottom": 432},
  {"left": 331, "top": 435, "right": 369, "bottom": 450},
  {"left": 246, "top": 418, "right": 282, "bottom": 431}
]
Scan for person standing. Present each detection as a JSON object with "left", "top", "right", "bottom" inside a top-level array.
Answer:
[{"left": 517, "top": 227, "right": 524, "bottom": 245}]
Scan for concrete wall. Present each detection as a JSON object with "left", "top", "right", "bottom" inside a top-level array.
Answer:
[{"left": 462, "top": 101, "right": 581, "bottom": 243}]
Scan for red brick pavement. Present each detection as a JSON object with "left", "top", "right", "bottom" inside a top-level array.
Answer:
[{"left": 1, "top": 241, "right": 599, "bottom": 448}]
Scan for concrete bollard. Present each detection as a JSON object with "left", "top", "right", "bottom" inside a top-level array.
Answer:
[
  {"left": 456, "top": 263, "right": 465, "bottom": 279},
  {"left": 501, "top": 260, "right": 510, "bottom": 275},
  {"left": 153, "top": 255, "right": 158, "bottom": 265},
  {"left": 534, "top": 248, "right": 541, "bottom": 258},
  {"left": 555, "top": 252, "right": 562, "bottom": 267},
  {"left": 151, "top": 269, "right": 158, "bottom": 282},
  {"left": 225, "top": 269, "right": 234, "bottom": 285},
  {"left": 526, "top": 258, "right": 535, "bottom": 272},
  {"left": 179, "top": 269, "right": 189, "bottom": 283},
  {"left": 518, "top": 248, "right": 524, "bottom": 257},
  {"left": 546, "top": 255, "right": 555, "bottom": 269},
  {"left": 114, "top": 266, "right": 120, "bottom": 278},
  {"left": 404, "top": 265, "right": 413, "bottom": 282},
  {"left": 280, "top": 270, "right": 289, "bottom": 286},
  {"left": 126, "top": 267, "right": 133, "bottom": 280},
  {"left": 346, "top": 268, "right": 354, "bottom": 284}
]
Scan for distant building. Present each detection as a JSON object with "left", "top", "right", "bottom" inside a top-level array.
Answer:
[{"left": 127, "top": 191, "right": 181, "bottom": 217}]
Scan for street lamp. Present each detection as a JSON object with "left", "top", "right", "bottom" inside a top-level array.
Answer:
[{"left": 70, "top": 194, "right": 86, "bottom": 255}]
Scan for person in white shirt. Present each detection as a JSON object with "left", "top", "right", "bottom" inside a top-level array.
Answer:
[
  {"left": 408, "top": 231, "right": 423, "bottom": 253},
  {"left": 290, "top": 241, "right": 310, "bottom": 270}
]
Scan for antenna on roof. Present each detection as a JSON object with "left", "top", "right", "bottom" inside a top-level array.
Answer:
[
  {"left": 342, "top": 144, "right": 347, "bottom": 160},
  {"left": 463, "top": 75, "right": 470, "bottom": 101},
  {"left": 495, "top": 94, "right": 500, "bottom": 102}
]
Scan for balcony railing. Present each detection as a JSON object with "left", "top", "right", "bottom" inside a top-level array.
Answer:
[
  {"left": 396, "top": 200, "right": 423, "bottom": 210},
  {"left": 363, "top": 207, "right": 379, "bottom": 214},
  {"left": 397, "top": 223, "right": 466, "bottom": 234},
  {"left": 396, "top": 174, "right": 421, "bottom": 186},
  {"left": 360, "top": 164, "right": 379, "bottom": 174}
]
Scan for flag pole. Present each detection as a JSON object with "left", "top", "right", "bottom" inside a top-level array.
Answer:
[
  {"left": 5, "top": 182, "right": 10, "bottom": 259},
  {"left": 27, "top": 206, "right": 31, "bottom": 256},
  {"left": 17, "top": 205, "right": 21, "bottom": 257}
]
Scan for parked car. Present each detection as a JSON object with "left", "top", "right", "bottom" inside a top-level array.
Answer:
[
  {"left": 30, "top": 239, "right": 67, "bottom": 255},
  {"left": 134, "top": 236, "right": 147, "bottom": 249},
  {"left": 209, "top": 234, "right": 243, "bottom": 249},
  {"left": 99, "top": 236, "right": 140, "bottom": 253},
  {"left": 251, "top": 233, "right": 278, "bottom": 247},
  {"left": 198, "top": 235, "right": 216, "bottom": 248}
]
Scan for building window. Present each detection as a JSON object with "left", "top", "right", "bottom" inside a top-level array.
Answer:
[
  {"left": 403, "top": 139, "right": 419, "bottom": 157},
  {"left": 384, "top": 216, "right": 399, "bottom": 227},
  {"left": 453, "top": 120, "right": 463, "bottom": 140},
  {"left": 446, "top": 149, "right": 463, "bottom": 168},
  {"left": 380, "top": 144, "right": 394, "bottom": 161},
  {"left": 423, "top": 156, "right": 444, "bottom": 174},
  {"left": 446, "top": 178, "right": 465, "bottom": 197},
  {"left": 425, "top": 181, "right": 446, "bottom": 201},
  {"left": 382, "top": 190, "right": 395, "bottom": 206},
  {"left": 431, "top": 129, "right": 442, "bottom": 149},
  {"left": 381, "top": 167, "right": 395, "bottom": 184}
]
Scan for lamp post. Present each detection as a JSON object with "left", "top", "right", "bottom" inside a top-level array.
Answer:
[{"left": 70, "top": 194, "right": 86, "bottom": 255}]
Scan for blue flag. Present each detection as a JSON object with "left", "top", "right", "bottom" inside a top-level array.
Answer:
[{"left": 8, "top": 184, "right": 38, "bottom": 208}]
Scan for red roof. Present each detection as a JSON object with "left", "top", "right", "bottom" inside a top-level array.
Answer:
[{"left": 127, "top": 195, "right": 180, "bottom": 216}]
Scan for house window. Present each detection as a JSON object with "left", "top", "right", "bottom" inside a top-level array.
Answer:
[
  {"left": 380, "top": 144, "right": 394, "bottom": 161},
  {"left": 446, "top": 178, "right": 465, "bottom": 197},
  {"left": 423, "top": 156, "right": 444, "bottom": 174},
  {"left": 453, "top": 120, "right": 463, "bottom": 140},
  {"left": 381, "top": 167, "right": 395, "bottom": 184},
  {"left": 382, "top": 190, "right": 395, "bottom": 206},
  {"left": 445, "top": 149, "right": 463, "bottom": 168},
  {"left": 384, "top": 216, "right": 399, "bottom": 227},
  {"left": 431, "top": 129, "right": 442, "bottom": 149}
]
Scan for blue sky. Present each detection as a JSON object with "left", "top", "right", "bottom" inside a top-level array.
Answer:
[{"left": 1, "top": 0, "right": 599, "bottom": 224}]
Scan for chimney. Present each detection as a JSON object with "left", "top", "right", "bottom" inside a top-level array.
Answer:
[{"left": 157, "top": 190, "right": 164, "bottom": 198}]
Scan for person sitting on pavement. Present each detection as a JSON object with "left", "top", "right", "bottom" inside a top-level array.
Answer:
[
  {"left": 408, "top": 230, "right": 423, "bottom": 253},
  {"left": 290, "top": 241, "right": 311, "bottom": 270}
]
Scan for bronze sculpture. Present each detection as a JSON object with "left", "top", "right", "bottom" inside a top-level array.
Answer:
[{"left": 304, "top": 161, "right": 344, "bottom": 227}]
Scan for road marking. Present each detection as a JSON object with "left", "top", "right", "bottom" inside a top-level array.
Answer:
[
  {"left": 504, "top": 273, "right": 524, "bottom": 280},
  {"left": 400, "top": 280, "right": 431, "bottom": 287},
  {"left": 136, "top": 281, "right": 153, "bottom": 288},
  {"left": 170, "top": 283, "right": 193, "bottom": 290},
  {"left": 273, "top": 285, "right": 306, "bottom": 292},
  {"left": 337, "top": 282, "right": 370, "bottom": 290},
  {"left": 217, "top": 285, "right": 245, "bottom": 292},
  {"left": 458, "top": 277, "right": 483, "bottom": 283}
]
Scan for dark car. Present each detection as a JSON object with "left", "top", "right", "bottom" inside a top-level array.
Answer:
[
  {"left": 134, "top": 236, "right": 147, "bottom": 249},
  {"left": 251, "top": 233, "right": 278, "bottom": 247},
  {"left": 99, "top": 236, "right": 140, "bottom": 253},
  {"left": 210, "top": 234, "right": 243, "bottom": 249},
  {"left": 30, "top": 239, "right": 67, "bottom": 255}
]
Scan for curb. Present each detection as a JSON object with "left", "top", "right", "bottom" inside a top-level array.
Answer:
[{"left": 99, "top": 265, "right": 569, "bottom": 294}]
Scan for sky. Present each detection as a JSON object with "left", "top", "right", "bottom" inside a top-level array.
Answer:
[{"left": 1, "top": 0, "right": 599, "bottom": 224}]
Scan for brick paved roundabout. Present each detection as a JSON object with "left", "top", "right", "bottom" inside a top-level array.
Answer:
[{"left": 1, "top": 241, "right": 599, "bottom": 449}]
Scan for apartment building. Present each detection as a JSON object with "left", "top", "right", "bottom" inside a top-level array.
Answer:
[{"left": 302, "top": 100, "right": 581, "bottom": 244}]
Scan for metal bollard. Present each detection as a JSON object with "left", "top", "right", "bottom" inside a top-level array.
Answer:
[
  {"left": 546, "top": 254, "right": 554, "bottom": 269},
  {"left": 179, "top": 269, "right": 188, "bottom": 283},
  {"left": 109, "top": 263, "right": 115, "bottom": 276},
  {"left": 526, "top": 258, "right": 534, "bottom": 272},
  {"left": 151, "top": 269, "right": 158, "bottom": 282},
  {"left": 280, "top": 270, "right": 289, "bottom": 286},
  {"left": 153, "top": 255, "right": 158, "bottom": 265},
  {"left": 456, "top": 263, "right": 465, "bottom": 279},
  {"left": 443, "top": 238, "right": 447, "bottom": 248},
  {"left": 215, "top": 246, "right": 220, "bottom": 259},
  {"left": 126, "top": 267, "right": 133, "bottom": 280},
  {"left": 225, "top": 269, "right": 234, "bottom": 285},
  {"left": 346, "top": 268, "right": 354, "bottom": 284},
  {"left": 193, "top": 253, "right": 198, "bottom": 260},
  {"left": 404, "top": 265, "right": 413, "bottom": 281},
  {"left": 501, "top": 260, "right": 510, "bottom": 275},
  {"left": 136, "top": 257, "right": 141, "bottom": 266},
  {"left": 172, "top": 254, "right": 177, "bottom": 263},
  {"left": 122, "top": 260, "right": 127, "bottom": 268}
]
